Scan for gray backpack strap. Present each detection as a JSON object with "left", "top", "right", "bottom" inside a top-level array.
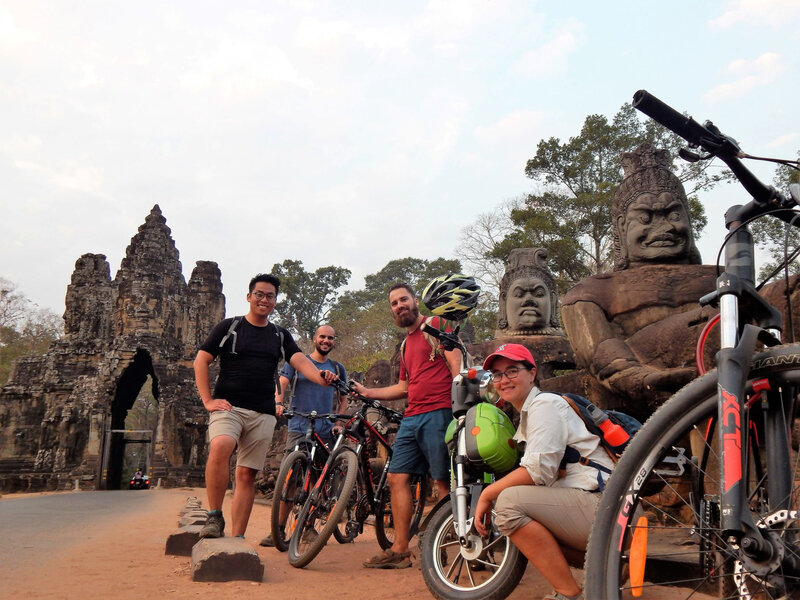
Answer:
[
  {"left": 218, "top": 316, "right": 242, "bottom": 354},
  {"left": 286, "top": 357, "right": 304, "bottom": 410},
  {"left": 274, "top": 324, "right": 286, "bottom": 395}
]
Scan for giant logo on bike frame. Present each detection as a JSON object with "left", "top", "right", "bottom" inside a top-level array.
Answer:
[{"left": 751, "top": 352, "right": 800, "bottom": 371}]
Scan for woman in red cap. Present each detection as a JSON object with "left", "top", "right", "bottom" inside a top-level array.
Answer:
[{"left": 473, "top": 343, "right": 614, "bottom": 600}]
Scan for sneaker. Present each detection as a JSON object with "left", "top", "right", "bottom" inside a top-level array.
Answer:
[
  {"left": 259, "top": 533, "right": 275, "bottom": 547},
  {"left": 199, "top": 511, "right": 225, "bottom": 539},
  {"left": 362, "top": 548, "right": 412, "bottom": 569}
]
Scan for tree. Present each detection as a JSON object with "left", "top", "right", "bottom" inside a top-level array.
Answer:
[
  {"left": 751, "top": 151, "right": 800, "bottom": 280},
  {"left": 458, "top": 197, "right": 523, "bottom": 295},
  {"left": 328, "top": 256, "right": 463, "bottom": 372},
  {"left": 0, "top": 278, "right": 63, "bottom": 385},
  {"left": 488, "top": 103, "right": 717, "bottom": 291},
  {"left": 270, "top": 260, "right": 351, "bottom": 342}
]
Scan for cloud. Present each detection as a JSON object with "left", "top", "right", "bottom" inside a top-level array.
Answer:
[
  {"left": 296, "top": 17, "right": 411, "bottom": 58},
  {"left": 180, "top": 39, "right": 315, "bottom": 99},
  {"left": 415, "top": 0, "right": 512, "bottom": 41},
  {"left": 474, "top": 109, "right": 550, "bottom": 145},
  {"left": 512, "top": 18, "right": 584, "bottom": 79},
  {"left": 703, "top": 53, "right": 787, "bottom": 102},
  {"left": 0, "top": 6, "right": 37, "bottom": 46},
  {"left": 765, "top": 132, "right": 798, "bottom": 148},
  {"left": 12, "top": 159, "right": 104, "bottom": 193},
  {"left": 710, "top": 0, "right": 800, "bottom": 28}
]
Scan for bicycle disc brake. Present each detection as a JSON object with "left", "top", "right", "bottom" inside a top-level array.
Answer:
[{"left": 733, "top": 509, "right": 799, "bottom": 598}]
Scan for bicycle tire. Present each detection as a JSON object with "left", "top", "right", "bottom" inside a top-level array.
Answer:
[
  {"left": 585, "top": 343, "right": 800, "bottom": 599},
  {"left": 270, "top": 449, "right": 309, "bottom": 553},
  {"left": 333, "top": 463, "right": 365, "bottom": 544},
  {"left": 419, "top": 500, "right": 527, "bottom": 600},
  {"left": 287, "top": 447, "right": 358, "bottom": 568},
  {"left": 375, "top": 473, "right": 430, "bottom": 550}
]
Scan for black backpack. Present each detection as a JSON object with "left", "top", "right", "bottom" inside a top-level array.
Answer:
[{"left": 218, "top": 316, "right": 287, "bottom": 394}]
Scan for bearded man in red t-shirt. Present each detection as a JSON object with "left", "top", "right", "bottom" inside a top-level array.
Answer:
[{"left": 351, "top": 282, "right": 462, "bottom": 569}]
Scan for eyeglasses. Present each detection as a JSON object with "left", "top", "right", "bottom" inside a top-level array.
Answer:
[
  {"left": 250, "top": 291, "right": 277, "bottom": 302},
  {"left": 490, "top": 366, "right": 528, "bottom": 383}
]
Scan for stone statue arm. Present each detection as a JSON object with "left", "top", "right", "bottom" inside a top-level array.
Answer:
[
  {"left": 562, "top": 300, "right": 696, "bottom": 398},
  {"left": 193, "top": 350, "right": 232, "bottom": 412}
]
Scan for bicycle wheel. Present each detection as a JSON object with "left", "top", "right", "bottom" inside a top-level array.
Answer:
[
  {"left": 270, "top": 449, "right": 309, "bottom": 553},
  {"left": 333, "top": 463, "right": 365, "bottom": 544},
  {"left": 287, "top": 447, "right": 358, "bottom": 568},
  {"left": 375, "top": 473, "right": 430, "bottom": 550},
  {"left": 420, "top": 500, "right": 527, "bottom": 600},
  {"left": 585, "top": 343, "right": 800, "bottom": 599}
]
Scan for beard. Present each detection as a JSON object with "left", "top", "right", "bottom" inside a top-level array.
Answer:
[
  {"left": 393, "top": 304, "right": 420, "bottom": 328},
  {"left": 315, "top": 343, "right": 331, "bottom": 356}
]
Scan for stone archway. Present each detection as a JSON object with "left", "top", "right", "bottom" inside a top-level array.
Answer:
[{"left": 101, "top": 349, "right": 159, "bottom": 490}]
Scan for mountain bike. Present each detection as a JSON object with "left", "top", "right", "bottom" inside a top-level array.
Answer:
[
  {"left": 269, "top": 409, "right": 349, "bottom": 552},
  {"left": 585, "top": 90, "right": 800, "bottom": 599},
  {"left": 287, "top": 380, "right": 429, "bottom": 568},
  {"left": 417, "top": 328, "right": 527, "bottom": 600}
]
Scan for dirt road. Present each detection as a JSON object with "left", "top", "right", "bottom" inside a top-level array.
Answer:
[{"left": 0, "top": 487, "right": 694, "bottom": 600}]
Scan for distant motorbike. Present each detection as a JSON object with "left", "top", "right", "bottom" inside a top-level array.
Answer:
[{"left": 129, "top": 475, "right": 150, "bottom": 490}]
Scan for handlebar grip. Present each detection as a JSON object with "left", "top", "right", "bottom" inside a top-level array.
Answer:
[{"left": 632, "top": 90, "right": 710, "bottom": 147}]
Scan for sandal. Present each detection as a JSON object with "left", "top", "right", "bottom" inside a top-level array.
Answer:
[{"left": 362, "top": 548, "right": 412, "bottom": 569}]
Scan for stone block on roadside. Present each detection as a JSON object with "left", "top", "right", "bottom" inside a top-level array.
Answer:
[
  {"left": 179, "top": 511, "right": 208, "bottom": 527},
  {"left": 191, "top": 538, "right": 264, "bottom": 582},
  {"left": 165, "top": 525, "right": 203, "bottom": 556}
]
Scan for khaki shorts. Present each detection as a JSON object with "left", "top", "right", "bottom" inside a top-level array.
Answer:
[
  {"left": 208, "top": 407, "right": 277, "bottom": 471},
  {"left": 494, "top": 485, "right": 600, "bottom": 551}
]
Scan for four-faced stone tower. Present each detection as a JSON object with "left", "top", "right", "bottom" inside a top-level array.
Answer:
[{"left": 0, "top": 205, "right": 224, "bottom": 491}]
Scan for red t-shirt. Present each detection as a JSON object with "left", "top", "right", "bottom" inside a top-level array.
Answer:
[{"left": 399, "top": 319, "right": 453, "bottom": 417}]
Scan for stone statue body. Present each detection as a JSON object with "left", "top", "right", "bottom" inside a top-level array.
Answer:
[{"left": 562, "top": 144, "right": 716, "bottom": 418}]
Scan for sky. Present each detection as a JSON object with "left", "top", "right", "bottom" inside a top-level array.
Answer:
[{"left": 1, "top": 0, "right": 799, "bottom": 318}]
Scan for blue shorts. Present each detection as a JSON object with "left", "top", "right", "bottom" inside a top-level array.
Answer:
[{"left": 388, "top": 408, "right": 451, "bottom": 482}]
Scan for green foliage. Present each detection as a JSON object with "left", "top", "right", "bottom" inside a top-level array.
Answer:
[
  {"left": 751, "top": 152, "right": 800, "bottom": 280},
  {"left": 270, "top": 260, "right": 351, "bottom": 342},
  {"left": 0, "top": 278, "right": 63, "bottom": 386},
  {"left": 328, "top": 256, "right": 464, "bottom": 373},
  {"left": 490, "top": 103, "right": 718, "bottom": 291},
  {"left": 333, "top": 257, "right": 462, "bottom": 316}
]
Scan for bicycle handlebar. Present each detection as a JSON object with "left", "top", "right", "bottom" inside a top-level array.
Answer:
[
  {"left": 331, "top": 379, "right": 404, "bottom": 424},
  {"left": 632, "top": 90, "right": 794, "bottom": 224}
]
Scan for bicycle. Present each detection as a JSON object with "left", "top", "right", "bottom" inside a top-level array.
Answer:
[
  {"left": 287, "top": 380, "right": 430, "bottom": 568},
  {"left": 269, "top": 409, "right": 350, "bottom": 552},
  {"left": 585, "top": 90, "right": 800, "bottom": 599},
  {"left": 417, "top": 327, "right": 528, "bottom": 600}
]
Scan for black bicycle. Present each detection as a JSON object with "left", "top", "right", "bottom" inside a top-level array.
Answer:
[
  {"left": 287, "top": 380, "right": 429, "bottom": 568},
  {"left": 269, "top": 409, "right": 350, "bottom": 552},
  {"left": 585, "top": 90, "right": 800, "bottom": 599}
]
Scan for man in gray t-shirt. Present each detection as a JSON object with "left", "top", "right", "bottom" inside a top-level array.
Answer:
[{"left": 260, "top": 324, "right": 348, "bottom": 548}]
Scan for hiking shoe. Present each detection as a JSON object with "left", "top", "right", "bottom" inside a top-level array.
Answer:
[
  {"left": 543, "top": 591, "right": 583, "bottom": 600},
  {"left": 362, "top": 548, "right": 412, "bottom": 569},
  {"left": 259, "top": 533, "right": 275, "bottom": 547},
  {"left": 199, "top": 511, "right": 225, "bottom": 539}
]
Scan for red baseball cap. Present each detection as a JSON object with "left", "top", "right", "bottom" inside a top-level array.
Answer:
[{"left": 483, "top": 343, "right": 536, "bottom": 370}]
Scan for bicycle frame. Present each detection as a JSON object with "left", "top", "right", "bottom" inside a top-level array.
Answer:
[
  {"left": 709, "top": 223, "right": 792, "bottom": 545},
  {"left": 338, "top": 397, "right": 398, "bottom": 524},
  {"left": 634, "top": 87, "right": 800, "bottom": 565}
]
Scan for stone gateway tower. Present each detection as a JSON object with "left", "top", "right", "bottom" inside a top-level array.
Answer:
[{"left": 0, "top": 205, "right": 224, "bottom": 492}]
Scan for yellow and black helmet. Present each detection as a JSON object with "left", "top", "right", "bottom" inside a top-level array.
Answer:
[{"left": 421, "top": 274, "right": 480, "bottom": 321}]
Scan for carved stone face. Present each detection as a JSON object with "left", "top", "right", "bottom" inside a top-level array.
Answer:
[
  {"left": 621, "top": 191, "right": 691, "bottom": 264},
  {"left": 506, "top": 276, "right": 551, "bottom": 332}
]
